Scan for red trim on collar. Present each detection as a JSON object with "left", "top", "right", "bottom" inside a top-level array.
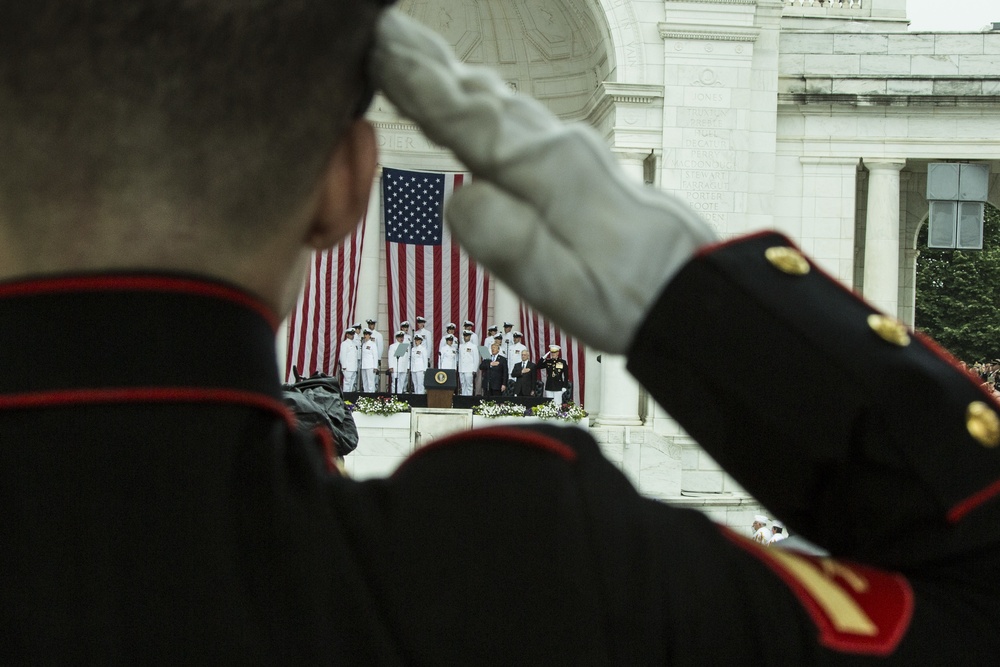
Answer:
[
  {"left": 0, "top": 386, "right": 293, "bottom": 428},
  {"left": 0, "top": 275, "right": 278, "bottom": 330},
  {"left": 395, "top": 426, "right": 577, "bottom": 475}
]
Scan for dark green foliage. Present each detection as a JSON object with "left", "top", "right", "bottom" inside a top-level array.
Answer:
[{"left": 916, "top": 205, "right": 1000, "bottom": 362}]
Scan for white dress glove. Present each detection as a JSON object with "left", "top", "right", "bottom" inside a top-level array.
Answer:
[{"left": 371, "top": 10, "right": 717, "bottom": 354}]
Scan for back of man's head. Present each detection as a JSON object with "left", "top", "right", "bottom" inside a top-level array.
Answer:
[{"left": 0, "top": 1, "right": 382, "bottom": 264}]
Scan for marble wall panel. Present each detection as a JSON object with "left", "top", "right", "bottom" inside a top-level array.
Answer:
[
  {"left": 958, "top": 55, "right": 1000, "bottom": 76},
  {"left": 932, "top": 79, "right": 983, "bottom": 95},
  {"left": 934, "top": 34, "right": 984, "bottom": 55},
  {"left": 834, "top": 33, "right": 889, "bottom": 55},
  {"left": 781, "top": 32, "right": 835, "bottom": 54},
  {"left": 803, "top": 54, "right": 861, "bottom": 76},
  {"left": 832, "top": 78, "right": 887, "bottom": 95},
  {"left": 887, "top": 34, "right": 936, "bottom": 55},
  {"left": 909, "top": 54, "right": 960, "bottom": 76},
  {"left": 859, "top": 54, "right": 913, "bottom": 76},
  {"left": 885, "top": 78, "right": 934, "bottom": 95}
]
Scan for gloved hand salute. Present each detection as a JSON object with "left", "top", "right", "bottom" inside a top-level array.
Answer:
[{"left": 371, "top": 9, "right": 717, "bottom": 354}]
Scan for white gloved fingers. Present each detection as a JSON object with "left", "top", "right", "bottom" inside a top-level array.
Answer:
[
  {"left": 444, "top": 183, "right": 540, "bottom": 272},
  {"left": 447, "top": 183, "right": 632, "bottom": 353}
]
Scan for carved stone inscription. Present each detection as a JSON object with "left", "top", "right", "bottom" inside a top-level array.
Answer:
[{"left": 674, "top": 106, "right": 738, "bottom": 230}]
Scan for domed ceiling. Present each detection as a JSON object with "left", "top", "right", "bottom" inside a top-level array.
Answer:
[{"left": 396, "top": 0, "right": 613, "bottom": 118}]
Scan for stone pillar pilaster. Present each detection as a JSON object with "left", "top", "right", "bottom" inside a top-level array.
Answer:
[
  {"left": 493, "top": 282, "right": 520, "bottom": 333},
  {"left": 594, "top": 151, "right": 646, "bottom": 427},
  {"left": 357, "top": 170, "right": 384, "bottom": 356},
  {"left": 862, "top": 159, "right": 906, "bottom": 317}
]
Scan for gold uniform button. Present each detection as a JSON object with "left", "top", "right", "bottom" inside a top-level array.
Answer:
[
  {"left": 866, "top": 314, "right": 911, "bottom": 347},
  {"left": 765, "top": 246, "right": 810, "bottom": 276},
  {"left": 966, "top": 401, "right": 1000, "bottom": 448}
]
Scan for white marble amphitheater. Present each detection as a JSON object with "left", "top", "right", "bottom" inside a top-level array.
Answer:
[{"left": 298, "top": 0, "right": 1000, "bottom": 528}]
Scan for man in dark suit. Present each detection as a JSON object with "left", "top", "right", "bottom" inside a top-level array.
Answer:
[
  {"left": 479, "top": 342, "right": 508, "bottom": 396},
  {"left": 510, "top": 349, "right": 537, "bottom": 396}
]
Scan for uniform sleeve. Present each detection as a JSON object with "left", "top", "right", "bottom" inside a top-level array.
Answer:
[{"left": 627, "top": 231, "right": 1000, "bottom": 570}]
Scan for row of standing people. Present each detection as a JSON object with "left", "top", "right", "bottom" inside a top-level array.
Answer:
[{"left": 338, "top": 318, "right": 571, "bottom": 400}]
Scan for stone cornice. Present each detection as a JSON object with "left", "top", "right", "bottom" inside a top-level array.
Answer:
[
  {"left": 371, "top": 120, "right": 420, "bottom": 132},
  {"left": 664, "top": 0, "right": 757, "bottom": 5},
  {"left": 658, "top": 22, "right": 761, "bottom": 42},
  {"left": 584, "top": 82, "right": 664, "bottom": 126},
  {"left": 599, "top": 82, "right": 665, "bottom": 105},
  {"left": 779, "top": 93, "right": 1000, "bottom": 107},
  {"left": 799, "top": 156, "right": 862, "bottom": 166}
]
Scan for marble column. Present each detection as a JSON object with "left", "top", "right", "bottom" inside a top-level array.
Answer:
[
  {"left": 356, "top": 170, "right": 384, "bottom": 356},
  {"left": 862, "top": 159, "right": 906, "bottom": 317},
  {"left": 597, "top": 354, "right": 642, "bottom": 426},
  {"left": 275, "top": 319, "right": 289, "bottom": 381},
  {"left": 594, "top": 152, "right": 645, "bottom": 427},
  {"left": 493, "top": 282, "right": 520, "bottom": 332}
]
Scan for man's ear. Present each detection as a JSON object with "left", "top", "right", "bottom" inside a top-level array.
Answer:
[{"left": 305, "top": 119, "right": 378, "bottom": 250}]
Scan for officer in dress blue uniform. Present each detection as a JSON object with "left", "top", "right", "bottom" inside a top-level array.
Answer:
[{"left": 4, "top": 4, "right": 1000, "bottom": 664}]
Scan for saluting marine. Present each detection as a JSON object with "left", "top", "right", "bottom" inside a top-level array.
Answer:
[{"left": 539, "top": 344, "right": 570, "bottom": 403}]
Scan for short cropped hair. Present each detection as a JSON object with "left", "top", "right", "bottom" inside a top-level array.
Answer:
[{"left": 0, "top": 1, "right": 383, "bottom": 247}]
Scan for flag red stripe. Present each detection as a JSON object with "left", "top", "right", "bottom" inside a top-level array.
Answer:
[
  {"left": 325, "top": 246, "right": 337, "bottom": 373},
  {"left": 284, "top": 221, "right": 365, "bottom": 383},
  {"left": 397, "top": 242, "right": 407, "bottom": 325},
  {"left": 450, "top": 240, "right": 461, "bottom": 325},
  {"left": 451, "top": 173, "right": 466, "bottom": 328},
  {"left": 432, "top": 242, "right": 443, "bottom": 335},
  {"left": 414, "top": 242, "right": 425, "bottom": 321},
  {"left": 310, "top": 255, "right": 324, "bottom": 376},
  {"left": 285, "top": 289, "right": 301, "bottom": 380}
]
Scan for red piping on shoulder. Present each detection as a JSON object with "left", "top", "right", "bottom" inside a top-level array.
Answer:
[
  {"left": 719, "top": 527, "right": 913, "bottom": 657},
  {"left": 948, "top": 477, "right": 1000, "bottom": 524},
  {"left": 0, "top": 386, "right": 294, "bottom": 429},
  {"left": 395, "top": 426, "right": 577, "bottom": 475},
  {"left": 0, "top": 275, "right": 278, "bottom": 330}
]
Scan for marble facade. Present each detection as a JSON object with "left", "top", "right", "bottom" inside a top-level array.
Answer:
[{"left": 284, "top": 0, "right": 1000, "bottom": 529}]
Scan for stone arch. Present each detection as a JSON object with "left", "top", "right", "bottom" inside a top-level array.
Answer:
[
  {"left": 592, "top": 0, "right": 644, "bottom": 84},
  {"left": 394, "top": 0, "right": 621, "bottom": 119}
]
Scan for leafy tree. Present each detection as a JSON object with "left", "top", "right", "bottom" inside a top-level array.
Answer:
[{"left": 915, "top": 204, "right": 1000, "bottom": 362}]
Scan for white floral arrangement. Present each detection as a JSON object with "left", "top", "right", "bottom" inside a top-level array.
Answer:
[
  {"left": 473, "top": 401, "right": 529, "bottom": 418},
  {"left": 531, "top": 401, "right": 589, "bottom": 422},
  {"left": 348, "top": 396, "right": 411, "bottom": 416}
]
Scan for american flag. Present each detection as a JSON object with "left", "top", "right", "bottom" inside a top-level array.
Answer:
[
  {"left": 520, "top": 303, "right": 586, "bottom": 407},
  {"left": 284, "top": 215, "right": 366, "bottom": 382},
  {"left": 383, "top": 167, "right": 488, "bottom": 348}
]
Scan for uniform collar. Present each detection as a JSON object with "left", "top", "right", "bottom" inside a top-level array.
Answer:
[{"left": 0, "top": 273, "right": 285, "bottom": 415}]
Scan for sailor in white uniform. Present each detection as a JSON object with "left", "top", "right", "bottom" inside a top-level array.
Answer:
[
  {"left": 339, "top": 329, "right": 359, "bottom": 392},
  {"left": 410, "top": 333, "right": 429, "bottom": 394},
  {"left": 458, "top": 330, "right": 480, "bottom": 396},
  {"left": 387, "top": 331, "right": 407, "bottom": 394},
  {"left": 439, "top": 334, "right": 458, "bottom": 370},
  {"left": 360, "top": 328, "right": 379, "bottom": 393}
]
